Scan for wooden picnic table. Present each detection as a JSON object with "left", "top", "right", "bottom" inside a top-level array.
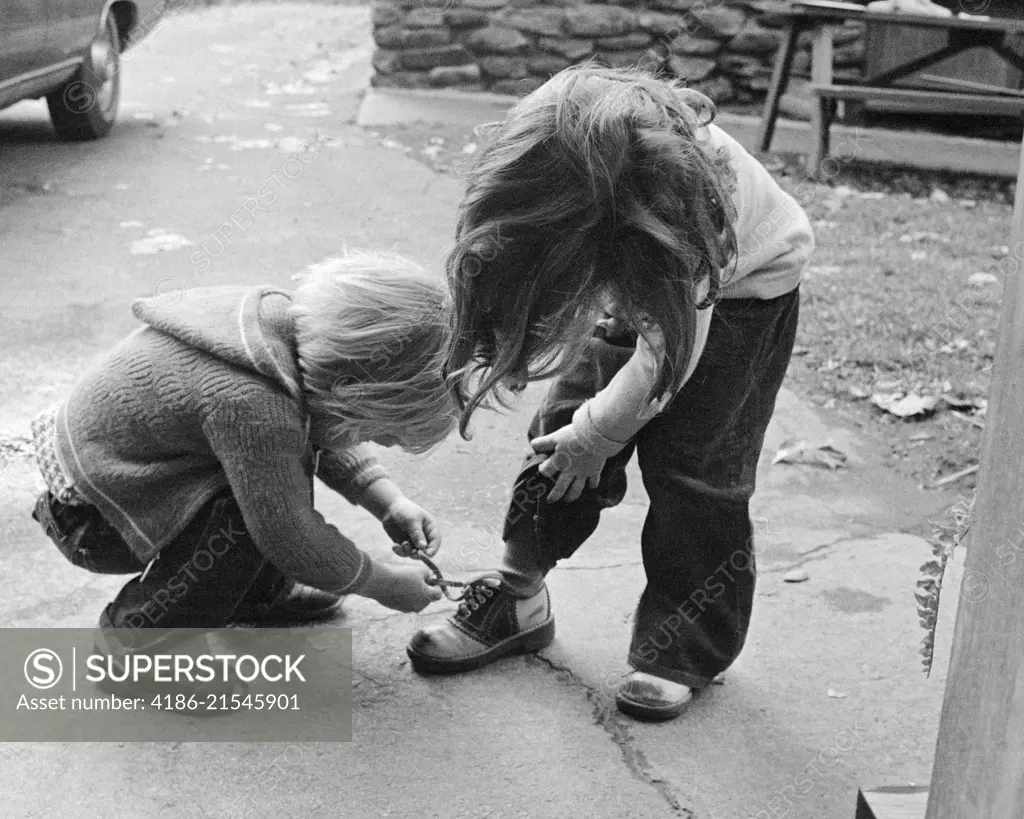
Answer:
[{"left": 757, "top": 0, "right": 1024, "bottom": 175}]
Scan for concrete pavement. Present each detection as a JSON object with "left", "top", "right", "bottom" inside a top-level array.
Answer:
[{"left": 0, "top": 5, "right": 966, "bottom": 817}]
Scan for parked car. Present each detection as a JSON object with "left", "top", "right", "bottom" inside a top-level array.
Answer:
[{"left": 0, "top": 0, "right": 165, "bottom": 139}]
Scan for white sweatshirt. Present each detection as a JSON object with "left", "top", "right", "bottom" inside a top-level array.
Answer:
[{"left": 570, "top": 122, "right": 815, "bottom": 453}]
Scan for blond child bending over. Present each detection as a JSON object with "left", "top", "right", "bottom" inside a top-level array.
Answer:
[{"left": 31, "top": 251, "right": 455, "bottom": 643}]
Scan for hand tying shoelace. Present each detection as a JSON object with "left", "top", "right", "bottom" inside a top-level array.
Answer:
[{"left": 397, "top": 541, "right": 504, "bottom": 603}]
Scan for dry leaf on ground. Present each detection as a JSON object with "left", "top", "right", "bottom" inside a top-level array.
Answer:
[
  {"left": 871, "top": 392, "right": 939, "bottom": 419},
  {"left": 940, "top": 394, "right": 986, "bottom": 411},
  {"left": 898, "top": 231, "right": 950, "bottom": 244},
  {"left": 967, "top": 272, "right": 999, "bottom": 287},
  {"left": 772, "top": 438, "right": 849, "bottom": 470}
]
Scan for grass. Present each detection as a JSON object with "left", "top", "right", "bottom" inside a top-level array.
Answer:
[
  {"left": 368, "top": 120, "right": 1016, "bottom": 489},
  {"left": 768, "top": 155, "right": 1013, "bottom": 487}
]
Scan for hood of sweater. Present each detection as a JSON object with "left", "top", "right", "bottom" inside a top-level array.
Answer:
[{"left": 131, "top": 285, "right": 305, "bottom": 405}]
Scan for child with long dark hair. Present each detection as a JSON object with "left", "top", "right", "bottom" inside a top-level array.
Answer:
[{"left": 407, "top": 65, "right": 814, "bottom": 721}]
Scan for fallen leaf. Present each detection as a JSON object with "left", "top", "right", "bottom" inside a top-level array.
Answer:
[
  {"left": 772, "top": 439, "right": 847, "bottom": 469},
  {"left": 950, "top": 410, "right": 985, "bottom": 430},
  {"left": 814, "top": 445, "right": 848, "bottom": 470},
  {"left": 899, "top": 231, "right": 949, "bottom": 244},
  {"left": 967, "top": 272, "right": 999, "bottom": 287},
  {"left": 229, "top": 138, "right": 274, "bottom": 151},
  {"left": 929, "top": 188, "right": 951, "bottom": 203},
  {"left": 264, "top": 81, "right": 316, "bottom": 96},
  {"left": 783, "top": 569, "right": 809, "bottom": 583},
  {"left": 130, "top": 231, "right": 194, "bottom": 255},
  {"left": 940, "top": 394, "right": 984, "bottom": 411},
  {"left": 277, "top": 136, "right": 318, "bottom": 154},
  {"left": 848, "top": 385, "right": 869, "bottom": 399},
  {"left": 958, "top": 199, "right": 977, "bottom": 208},
  {"left": 871, "top": 392, "right": 939, "bottom": 419},
  {"left": 909, "top": 432, "right": 933, "bottom": 442},
  {"left": 772, "top": 438, "right": 807, "bottom": 465},
  {"left": 910, "top": 251, "right": 927, "bottom": 262},
  {"left": 284, "top": 102, "right": 331, "bottom": 117},
  {"left": 422, "top": 144, "right": 444, "bottom": 161},
  {"left": 827, "top": 688, "right": 849, "bottom": 698},
  {"left": 792, "top": 345, "right": 811, "bottom": 356}
]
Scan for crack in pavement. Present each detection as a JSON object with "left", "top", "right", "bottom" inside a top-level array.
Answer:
[
  {"left": 527, "top": 654, "right": 693, "bottom": 817},
  {"left": 761, "top": 534, "right": 878, "bottom": 576}
]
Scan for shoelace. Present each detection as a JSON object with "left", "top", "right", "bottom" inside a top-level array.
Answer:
[{"left": 408, "top": 548, "right": 503, "bottom": 604}]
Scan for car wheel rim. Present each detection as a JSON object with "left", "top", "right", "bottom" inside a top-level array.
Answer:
[{"left": 90, "top": 29, "right": 118, "bottom": 114}]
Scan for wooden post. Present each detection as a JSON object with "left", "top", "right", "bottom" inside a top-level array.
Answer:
[
  {"left": 807, "top": 24, "right": 835, "bottom": 179},
  {"left": 924, "top": 136, "right": 1024, "bottom": 818}
]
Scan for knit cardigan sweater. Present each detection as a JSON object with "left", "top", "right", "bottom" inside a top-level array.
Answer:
[{"left": 53, "top": 286, "right": 387, "bottom": 595}]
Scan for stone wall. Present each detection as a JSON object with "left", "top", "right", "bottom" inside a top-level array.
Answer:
[{"left": 370, "top": 0, "right": 866, "bottom": 109}]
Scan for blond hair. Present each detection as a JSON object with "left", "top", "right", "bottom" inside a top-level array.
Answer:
[{"left": 291, "top": 250, "right": 456, "bottom": 455}]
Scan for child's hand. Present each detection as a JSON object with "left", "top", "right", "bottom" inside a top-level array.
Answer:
[
  {"left": 635, "top": 317, "right": 666, "bottom": 362},
  {"left": 530, "top": 423, "right": 607, "bottom": 503},
  {"left": 363, "top": 563, "right": 441, "bottom": 613},
  {"left": 381, "top": 498, "right": 441, "bottom": 557}
]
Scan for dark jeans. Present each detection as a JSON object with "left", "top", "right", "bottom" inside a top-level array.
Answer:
[
  {"left": 502, "top": 288, "right": 800, "bottom": 688},
  {"left": 33, "top": 489, "right": 287, "bottom": 632}
]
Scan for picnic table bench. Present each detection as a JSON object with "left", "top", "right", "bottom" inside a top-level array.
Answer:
[{"left": 757, "top": 0, "right": 1024, "bottom": 176}]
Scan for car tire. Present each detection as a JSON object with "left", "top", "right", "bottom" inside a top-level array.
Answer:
[{"left": 46, "top": 14, "right": 121, "bottom": 140}]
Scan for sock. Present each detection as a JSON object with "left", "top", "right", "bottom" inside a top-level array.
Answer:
[{"left": 499, "top": 557, "right": 547, "bottom": 598}]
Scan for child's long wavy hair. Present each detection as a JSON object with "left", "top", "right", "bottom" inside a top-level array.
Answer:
[
  {"left": 445, "top": 64, "right": 738, "bottom": 438},
  {"left": 292, "top": 251, "right": 456, "bottom": 455}
]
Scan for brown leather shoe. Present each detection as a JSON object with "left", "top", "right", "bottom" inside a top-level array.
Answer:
[
  {"left": 615, "top": 670, "right": 693, "bottom": 721},
  {"left": 232, "top": 583, "right": 344, "bottom": 624},
  {"left": 407, "top": 579, "right": 554, "bottom": 674}
]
